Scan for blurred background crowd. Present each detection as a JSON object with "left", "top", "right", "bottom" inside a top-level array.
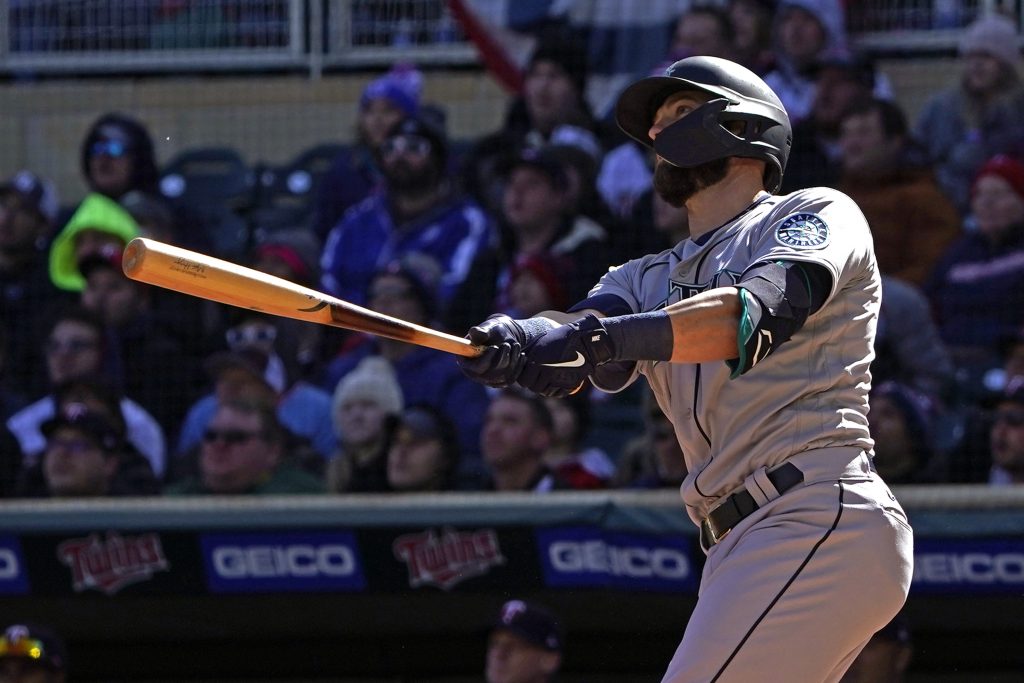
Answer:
[{"left": 1, "top": 0, "right": 1023, "bottom": 503}]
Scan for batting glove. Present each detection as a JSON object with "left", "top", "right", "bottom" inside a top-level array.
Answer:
[
  {"left": 458, "top": 314, "right": 559, "bottom": 388},
  {"left": 517, "top": 314, "right": 616, "bottom": 397}
]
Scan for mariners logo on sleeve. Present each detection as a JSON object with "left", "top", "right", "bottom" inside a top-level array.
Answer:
[{"left": 775, "top": 213, "right": 830, "bottom": 249}]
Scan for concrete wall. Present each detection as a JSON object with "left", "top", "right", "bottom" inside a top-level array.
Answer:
[
  {"left": 0, "top": 59, "right": 957, "bottom": 207},
  {"left": 0, "top": 70, "right": 510, "bottom": 207}
]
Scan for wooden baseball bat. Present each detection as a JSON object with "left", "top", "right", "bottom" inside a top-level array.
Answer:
[{"left": 121, "top": 237, "right": 482, "bottom": 357}]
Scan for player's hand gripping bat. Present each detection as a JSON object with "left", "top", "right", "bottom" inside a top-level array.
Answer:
[{"left": 121, "top": 237, "right": 482, "bottom": 358}]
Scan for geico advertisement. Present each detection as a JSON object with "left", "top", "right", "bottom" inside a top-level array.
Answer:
[
  {"left": 913, "top": 539, "right": 1024, "bottom": 593},
  {"left": 200, "top": 531, "right": 366, "bottom": 593},
  {"left": 536, "top": 527, "right": 697, "bottom": 592},
  {"left": 0, "top": 536, "right": 29, "bottom": 595}
]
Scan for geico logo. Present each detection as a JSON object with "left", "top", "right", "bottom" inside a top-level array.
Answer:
[
  {"left": 0, "top": 549, "right": 18, "bottom": 579},
  {"left": 915, "top": 553, "right": 1024, "bottom": 584},
  {"left": 549, "top": 540, "right": 689, "bottom": 579},
  {"left": 212, "top": 544, "right": 355, "bottom": 579}
]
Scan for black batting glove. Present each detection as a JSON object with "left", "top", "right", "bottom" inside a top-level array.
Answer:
[
  {"left": 458, "top": 314, "right": 558, "bottom": 388},
  {"left": 517, "top": 314, "right": 617, "bottom": 397}
]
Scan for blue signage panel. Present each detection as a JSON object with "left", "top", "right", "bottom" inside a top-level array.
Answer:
[
  {"left": 913, "top": 538, "right": 1024, "bottom": 594},
  {"left": 201, "top": 531, "right": 366, "bottom": 594},
  {"left": 0, "top": 536, "right": 29, "bottom": 595},
  {"left": 536, "top": 526, "right": 697, "bottom": 593}
]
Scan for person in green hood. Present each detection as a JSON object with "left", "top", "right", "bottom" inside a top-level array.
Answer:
[{"left": 48, "top": 193, "right": 139, "bottom": 291}]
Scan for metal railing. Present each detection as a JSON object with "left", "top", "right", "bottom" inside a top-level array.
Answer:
[{"left": 0, "top": 0, "right": 1020, "bottom": 77}]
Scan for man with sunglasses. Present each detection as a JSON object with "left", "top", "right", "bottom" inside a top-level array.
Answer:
[
  {"left": 165, "top": 397, "right": 324, "bottom": 495},
  {"left": 0, "top": 623, "right": 67, "bottom": 683},
  {"left": 320, "top": 113, "right": 496, "bottom": 330}
]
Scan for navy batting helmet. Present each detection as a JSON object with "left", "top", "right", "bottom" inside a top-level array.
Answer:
[{"left": 615, "top": 56, "right": 792, "bottom": 193}]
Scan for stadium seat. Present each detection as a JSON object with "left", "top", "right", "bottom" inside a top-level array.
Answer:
[{"left": 250, "top": 142, "right": 348, "bottom": 235}]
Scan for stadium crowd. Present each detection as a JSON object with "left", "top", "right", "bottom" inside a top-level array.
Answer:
[{"left": 2, "top": 3, "right": 1024, "bottom": 504}]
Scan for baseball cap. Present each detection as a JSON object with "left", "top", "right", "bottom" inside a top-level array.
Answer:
[
  {"left": 973, "top": 154, "right": 1024, "bottom": 202},
  {"left": 0, "top": 623, "right": 68, "bottom": 671},
  {"left": 41, "top": 401, "right": 123, "bottom": 452},
  {"left": 499, "top": 147, "right": 569, "bottom": 190},
  {"left": 0, "top": 170, "right": 59, "bottom": 225},
  {"left": 492, "top": 599, "right": 563, "bottom": 652}
]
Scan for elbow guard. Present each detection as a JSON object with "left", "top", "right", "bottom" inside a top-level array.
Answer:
[{"left": 728, "top": 261, "right": 830, "bottom": 378}]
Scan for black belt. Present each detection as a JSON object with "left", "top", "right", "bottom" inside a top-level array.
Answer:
[{"left": 700, "top": 462, "right": 804, "bottom": 549}]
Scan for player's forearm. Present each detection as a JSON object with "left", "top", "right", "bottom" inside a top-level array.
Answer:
[{"left": 663, "top": 287, "right": 741, "bottom": 363}]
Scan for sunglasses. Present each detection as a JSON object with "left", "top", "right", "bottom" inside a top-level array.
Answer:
[
  {"left": 202, "top": 428, "right": 263, "bottom": 446},
  {"left": 380, "top": 135, "right": 431, "bottom": 158},
  {"left": 46, "top": 338, "right": 98, "bottom": 355},
  {"left": 90, "top": 139, "right": 131, "bottom": 158},
  {"left": 48, "top": 437, "right": 100, "bottom": 454},
  {"left": 225, "top": 325, "right": 276, "bottom": 349},
  {"left": 993, "top": 410, "right": 1024, "bottom": 427},
  {"left": 0, "top": 636, "right": 47, "bottom": 660}
]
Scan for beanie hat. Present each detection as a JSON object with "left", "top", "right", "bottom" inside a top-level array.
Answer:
[
  {"left": 49, "top": 193, "right": 140, "bottom": 291},
  {"left": 0, "top": 170, "right": 59, "bottom": 225},
  {"left": 528, "top": 28, "right": 589, "bottom": 97},
  {"left": 507, "top": 253, "right": 571, "bottom": 312},
  {"left": 331, "top": 356, "right": 404, "bottom": 435},
  {"left": 360, "top": 63, "right": 423, "bottom": 118},
  {"left": 959, "top": 13, "right": 1021, "bottom": 67},
  {"left": 973, "top": 154, "right": 1024, "bottom": 201},
  {"left": 250, "top": 228, "right": 322, "bottom": 286}
]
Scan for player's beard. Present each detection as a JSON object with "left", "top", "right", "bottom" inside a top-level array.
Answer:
[{"left": 653, "top": 157, "right": 730, "bottom": 208}]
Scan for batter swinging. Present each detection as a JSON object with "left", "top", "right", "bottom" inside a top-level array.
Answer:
[{"left": 460, "top": 56, "right": 913, "bottom": 682}]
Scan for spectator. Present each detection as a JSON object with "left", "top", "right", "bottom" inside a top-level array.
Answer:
[
  {"left": 494, "top": 147, "right": 613, "bottom": 308},
  {"left": 868, "top": 382, "right": 940, "bottom": 485},
  {"left": 248, "top": 229, "right": 329, "bottom": 382},
  {"left": 15, "top": 401, "right": 159, "bottom": 497},
  {"left": 0, "top": 622, "right": 68, "bottom": 683},
  {"left": 781, "top": 55, "right": 879, "bottom": 194},
  {"left": 75, "top": 111, "right": 212, "bottom": 251},
  {"left": 386, "top": 404, "right": 462, "bottom": 492},
  {"left": 925, "top": 154, "right": 1024, "bottom": 381},
  {"left": 48, "top": 192, "right": 139, "bottom": 292},
  {"left": 624, "top": 187, "right": 690, "bottom": 261},
  {"left": 0, "top": 170, "right": 73, "bottom": 397},
  {"left": 461, "top": 28, "right": 598, "bottom": 217},
  {"left": 320, "top": 257, "right": 491, "bottom": 483},
  {"left": 5, "top": 307, "right": 166, "bottom": 477},
  {"left": 727, "top": 0, "right": 776, "bottom": 75},
  {"left": 313, "top": 63, "right": 423, "bottom": 241},
  {"left": 839, "top": 612, "right": 913, "bottom": 683},
  {"left": 986, "top": 376, "right": 1024, "bottom": 486},
  {"left": 175, "top": 315, "right": 338, "bottom": 465},
  {"left": 544, "top": 391, "right": 615, "bottom": 489},
  {"left": 481, "top": 387, "right": 591, "bottom": 492},
  {"left": 77, "top": 248, "right": 202, "bottom": 436},
  {"left": 165, "top": 397, "right": 325, "bottom": 494},
  {"left": 326, "top": 355, "right": 403, "bottom": 493},
  {"left": 614, "top": 387, "right": 686, "bottom": 489},
  {"left": 764, "top": 0, "right": 851, "bottom": 124},
  {"left": 320, "top": 113, "right": 497, "bottom": 328},
  {"left": 669, "top": 4, "right": 736, "bottom": 62},
  {"left": 486, "top": 599, "right": 563, "bottom": 683},
  {"left": 838, "top": 98, "right": 961, "bottom": 286},
  {"left": 874, "top": 276, "right": 956, "bottom": 403},
  {"left": 914, "top": 13, "right": 1024, "bottom": 215},
  {"left": 499, "top": 253, "right": 572, "bottom": 319}
]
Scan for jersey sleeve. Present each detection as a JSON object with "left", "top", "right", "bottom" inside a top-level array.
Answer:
[{"left": 746, "top": 188, "right": 876, "bottom": 306}]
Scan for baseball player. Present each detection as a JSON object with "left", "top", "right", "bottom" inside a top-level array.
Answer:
[{"left": 460, "top": 56, "right": 914, "bottom": 682}]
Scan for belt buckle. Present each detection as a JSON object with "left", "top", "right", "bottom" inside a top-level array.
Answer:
[{"left": 700, "top": 512, "right": 729, "bottom": 548}]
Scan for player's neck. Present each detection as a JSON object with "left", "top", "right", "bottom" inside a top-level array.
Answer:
[{"left": 685, "top": 169, "right": 766, "bottom": 240}]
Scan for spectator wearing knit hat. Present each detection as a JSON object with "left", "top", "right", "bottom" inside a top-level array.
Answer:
[
  {"left": 925, "top": 154, "right": 1024, "bottom": 384},
  {"left": 326, "top": 355, "right": 403, "bottom": 492},
  {"left": 48, "top": 193, "right": 139, "bottom": 292},
  {"left": 312, "top": 63, "right": 424, "bottom": 240},
  {"left": 319, "top": 256, "right": 491, "bottom": 486},
  {"left": 914, "top": 13, "right": 1024, "bottom": 215}
]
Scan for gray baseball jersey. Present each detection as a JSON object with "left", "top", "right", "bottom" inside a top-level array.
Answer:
[{"left": 589, "top": 187, "right": 880, "bottom": 526}]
